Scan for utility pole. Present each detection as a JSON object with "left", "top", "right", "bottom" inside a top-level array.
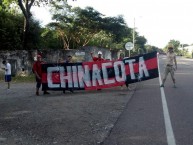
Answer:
[{"left": 133, "top": 18, "right": 135, "bottom": 51}]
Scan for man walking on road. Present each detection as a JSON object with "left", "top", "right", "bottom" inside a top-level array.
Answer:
[{"left": 160, "top": 44, "right": 177, "bottom": 88}]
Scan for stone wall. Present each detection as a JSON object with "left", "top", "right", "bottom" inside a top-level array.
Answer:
[
  {"left": 0, "top": 50, "right": 30, "bottom": 76},
  {"left": 0, "top": 46, "right": 124, "bottom": 76}
]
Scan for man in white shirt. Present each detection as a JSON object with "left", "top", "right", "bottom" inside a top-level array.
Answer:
[{"left": 2, "top": 60, "right": 11, "bottom": 89}]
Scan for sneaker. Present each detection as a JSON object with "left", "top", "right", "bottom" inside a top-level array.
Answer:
[
  {"left": 160, "top": 84, "right": 164, "bottom": 87},
  {"left": 36, "top": 92, "right": 39, "bottom": 96},
  {"left": 173, "top": 84, "right": 177, "bottom": 88},
  {"left": 43, "top": 91, "right": 50, "bottom": 95}
]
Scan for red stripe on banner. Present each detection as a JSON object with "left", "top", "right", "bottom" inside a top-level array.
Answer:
[
  {"left": 42, "top": 72, "right": 80, "bottom": 84},
  {"left": 52, "top": 73, "right": 60, "bottom": 83},
  {"left": 42, "top": 73, "right": 61, "bottom": 83},
  {"left": 146, "top": 57, "right": 158, "bottom": 70},
  {"left": 84, "top": 81, "right": 125, "bottom": 90},
  {"left": 125, "top": 57, "right": 157, "bottom": 75},
  {"left": 82, "top": 61, "right": 125, "bottom": 90}
]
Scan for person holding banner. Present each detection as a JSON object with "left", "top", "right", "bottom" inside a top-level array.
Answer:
[
  {"left": 160, "top": 44, "right": 177, "bottom": 88},
  {"left": 90, "top": 51, "right": 105, "bottom": 90},
  {"left": 63, "top": 55, "right": 74, "bottom": 94},
  {"left": 117, "top": 53, "right": 131, "bottom": 90},
  {"left": 33, "top": 55, "right": 50, "bottom": 96},
  {"left": 90, "top": 51, "right": 104, "bottom": 62},
  {"left": 2, "top": 60, "right": 11, "bottom": 90}
]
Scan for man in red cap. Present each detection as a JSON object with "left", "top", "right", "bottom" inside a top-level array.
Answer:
[{"left": 33, "top": 55, "right": 50, "bottom": 96}]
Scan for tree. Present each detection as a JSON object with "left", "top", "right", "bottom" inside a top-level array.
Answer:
[
  {"left": 40, "top": 28, "right": 63, "bottom": 49},
  {"left": 0, "top": 0, "right": 37, "bottom": 49},
  {"left": 48, "top": 2, "right": 135, "bottom": 50},
  {"left": 72, "top": 6, "right": 105, "bottom": 47},
  {"left": 48, "top": 4, "right": 108, "bottom": 49},
  {"left": 0, "top": 5, "right": 43, "bottom": 50},
  {"left": 135, "top": 36, "right": 147, "bottom": 54},
  {"left": 164, "top": 40, "right": 180, "bottom": 54},
  {"left": 88, "top": 30, "right": 114, "bottom": 48},
  {"left": 145, "top": 45, "right": 162, "bottom": 53},
  {"left": 102, "top": 15, "right": 128, "bottom": 43},
  {"left": 0, "top": 10, "right": 23, "bottom": 50},
  {"left": 16, "top": 0, "right": 35, "bottom": 49},
  {"left": 1, "top": 0, "right": 75, "bottom": 49}
]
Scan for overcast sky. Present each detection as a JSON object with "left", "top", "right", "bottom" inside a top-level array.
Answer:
[{"left": 32, "top": 0, "right": 193, "bottom": 48}]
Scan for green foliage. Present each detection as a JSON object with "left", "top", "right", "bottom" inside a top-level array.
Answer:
[
  {"left": 48, "top": 3, "right": 135, "bottom": 50},
  {"left": 145, "top": 45, "right": 162, "bottom": 53},
  {"left": 0, "top": 9, "right": 43, "bottom": 50},
  {"left": 1, "top": 0, "right": 148, "bottom": 51},
  {"left": 88, "top": 31, "right": 113, "bottom": 48},
  {"left": 0, "top": 73, "right": 35, "bottom": 82},
  {"left": 134, "top": 36, "right": 147, "bottom": 54},
  {"left": 40, "top": 28, "right": 63, "bottom": 49},
  {"left": 0, "top": 10, "right": 23, "bottom": 50},
  {"left": 12, "top": 75, "right": 35, "bottom": 82},
  {"left": 163, "top": 39, "right": 180, "bottom": 53},
  {"left": 102, "top": 15, "right": 129, "bottom": 43},
  {"left": 26, "top": 18, "right": 43, "bottom": 49}
]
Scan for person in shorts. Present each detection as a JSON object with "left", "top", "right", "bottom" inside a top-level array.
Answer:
[
  {"left": 160, "top": 44, "right": 177, "bottom": 88},
  {"left": 2, "top": 60, "right": 11, "bottom": 89}
]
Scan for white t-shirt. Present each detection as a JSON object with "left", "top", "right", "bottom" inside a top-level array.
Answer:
[{"left": 5, "top": 63, "right": 11, "bottom": 75}]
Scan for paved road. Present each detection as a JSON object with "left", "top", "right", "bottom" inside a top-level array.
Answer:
[
  {"left": 0, "top": 81, "right": 136, "bottom": 145},
  {"left": 102, "top": 55, "right": 193, "bottom": 145}
]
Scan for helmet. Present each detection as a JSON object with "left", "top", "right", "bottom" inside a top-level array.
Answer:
[
  {"left": 98, "top": 51, "right": 102, "bottom": 55},
  {"left": 167, "top": 44, "right": 174, "bottom": 49}
]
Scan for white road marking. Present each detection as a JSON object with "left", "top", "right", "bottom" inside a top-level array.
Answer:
[{"left": 158, "top": 55, "right": 176, "bottom": 145}]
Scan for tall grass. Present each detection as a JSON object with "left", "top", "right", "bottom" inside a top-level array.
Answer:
[{"left": 0, "top": 73, "right": 35, "bottom": 83}]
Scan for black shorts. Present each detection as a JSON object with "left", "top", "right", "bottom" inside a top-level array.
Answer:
[{"left": 5, "top": 75, "right": 11, "bottom": 82}]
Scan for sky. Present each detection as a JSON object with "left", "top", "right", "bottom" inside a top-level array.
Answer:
[{"left": 32, "top": 0, "right": 193, "bottom": 48}]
